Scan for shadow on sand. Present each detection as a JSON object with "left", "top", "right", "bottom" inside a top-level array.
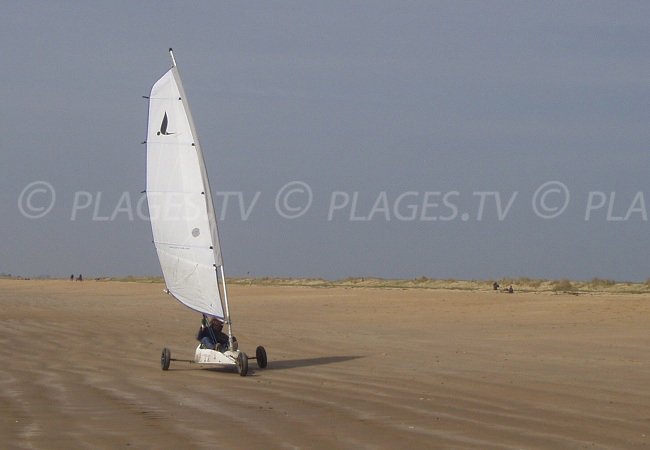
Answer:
[{"left": 263, "top": 355, "right": 364, "bottom": 371}]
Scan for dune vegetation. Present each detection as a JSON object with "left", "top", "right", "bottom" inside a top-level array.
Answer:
[{"left": 5, "top": 273, "right": 650, "bottom": 294}]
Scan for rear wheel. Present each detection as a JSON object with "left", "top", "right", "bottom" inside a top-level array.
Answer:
[
  {"left": 236, "top": 352, "right": 248, "bottom": 377},
  {"left": 255, "top": 346, "right": 267, "bottom": 369},
  {"left": 161, "top": 347, "right": 171, "bottom": 371}
]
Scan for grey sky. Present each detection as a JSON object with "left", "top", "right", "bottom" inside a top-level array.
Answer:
[{"left": 2, "top": 1, "right": 649, "bottom": 281}]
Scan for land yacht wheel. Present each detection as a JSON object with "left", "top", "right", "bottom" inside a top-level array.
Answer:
[
  {"left": 161, "top": 347, "right": 171, "bottom": 371},
  {"left": 255, "top": 346, "right": 267, "bottom": 369},
  {"left": 237, "top": 352, "right": 249, "bottom": 377}
]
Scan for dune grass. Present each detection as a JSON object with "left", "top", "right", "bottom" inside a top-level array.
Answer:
[
  {"left": 225, "top": 276, "right": 650, "bottom": 294},
  {"left": 6, "top": 274, "right": 650, "bottom": 294}
]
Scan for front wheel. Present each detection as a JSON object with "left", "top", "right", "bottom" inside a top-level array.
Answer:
[
  {"left": 255, "top": 346, "right": 268, "bottom": 369},
  {"left": 161, "top": 347, "right": 171, "bottom": 371},
  {"left": 236, "top": 352, "right": 249, "bottom": 377}
]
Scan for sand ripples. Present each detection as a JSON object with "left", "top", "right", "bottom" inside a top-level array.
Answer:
[{"left": 1, "top": 280, "right": 649, "bottom": 449}]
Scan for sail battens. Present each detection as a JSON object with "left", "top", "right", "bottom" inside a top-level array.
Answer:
[
  {"left": 154, "top": 240, "right": 215, "bottom": 251},
  {"left": 146, "top": 190, "right": 206, "bottom": 194}
]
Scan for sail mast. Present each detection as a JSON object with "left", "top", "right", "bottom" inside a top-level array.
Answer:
[
  {"left": 166, "top": 48, "right": 234, "bottom": 340},
  {"left": 220, "top": 265, "right": 235, "bottom": 349},
  {"left": 169, "top": 47, "right": 177, "bottom": 67}
]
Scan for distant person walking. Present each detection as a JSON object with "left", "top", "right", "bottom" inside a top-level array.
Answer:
[
  {"left": 70, "top": 274, "right": 74, "bottom": 281},
  {"left": 77, "top": 274, "right": 83, "bottom": 282}
]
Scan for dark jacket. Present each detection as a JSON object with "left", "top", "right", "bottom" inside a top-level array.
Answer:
[{"left": 196, "top": 324, "right": 229, "bottom": 346}]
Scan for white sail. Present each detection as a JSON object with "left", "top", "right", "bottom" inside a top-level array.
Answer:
[{"left": 146, "top": 59, "right": 225, "bottom": 318}]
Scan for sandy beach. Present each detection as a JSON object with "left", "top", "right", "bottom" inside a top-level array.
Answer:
[{"left": 1, "top": 279, "right": 649, "bottom": 449}]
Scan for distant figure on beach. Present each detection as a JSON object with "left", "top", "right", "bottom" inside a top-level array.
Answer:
[
  {"left": 70, "top": 274, "right": 74, "bottom": 281},
  {"left": 492, "top": 281, "right": 500, "bottom": 291},
  {"left": 506, "top": 285, "right": 513, "bottom": 294},
  {"left": 77, "top": 274, "right": 83, "bottom": 282}
]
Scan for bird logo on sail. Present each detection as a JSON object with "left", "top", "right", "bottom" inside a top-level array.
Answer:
[{"left": 157, "top": 112, "right": 174, "bottom": 136}]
